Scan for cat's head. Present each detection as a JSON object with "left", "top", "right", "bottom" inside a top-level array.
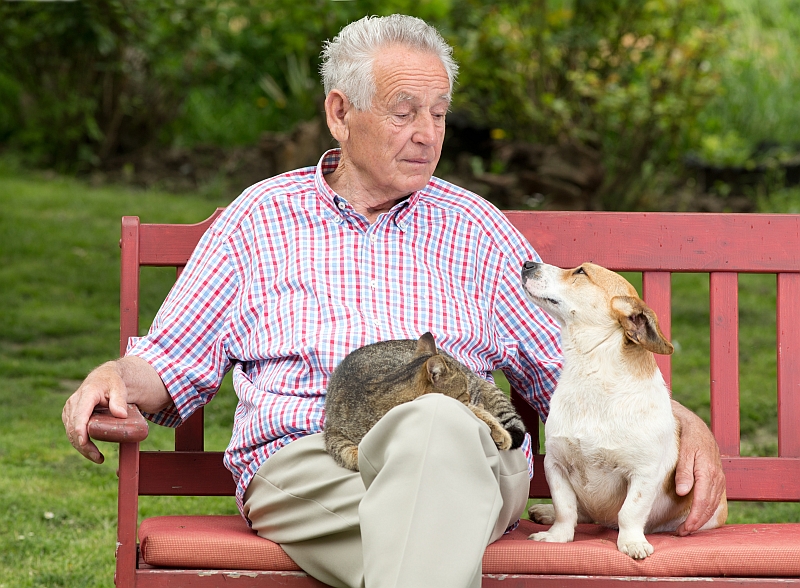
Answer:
[{"left": 414, "top": 332, "right": 471, "bottom": 403}]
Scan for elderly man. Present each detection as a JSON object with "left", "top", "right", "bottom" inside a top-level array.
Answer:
[{"left": 63, "top": 14, "right": 725, "bottom": 588}]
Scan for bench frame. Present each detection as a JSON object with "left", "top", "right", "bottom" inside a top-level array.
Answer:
[{"left": 88, "top": 209, "right": 800, "bottom": 587}]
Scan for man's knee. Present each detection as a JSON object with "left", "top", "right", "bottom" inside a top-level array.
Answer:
[{"left": 358, "top": 393, "right": 500, "bottom": 475}]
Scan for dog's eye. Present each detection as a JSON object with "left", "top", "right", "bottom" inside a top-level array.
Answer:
[{"left": 573, "top": 267, "right": 586, "bottom": 276}]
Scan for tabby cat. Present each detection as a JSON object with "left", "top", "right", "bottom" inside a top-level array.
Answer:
[{"left": 324, "top": 332, "right": 526, "bottom": 470}]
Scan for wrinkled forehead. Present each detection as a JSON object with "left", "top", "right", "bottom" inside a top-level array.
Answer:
[{"left": 372, "top": 45, "right": 451, "bottom": 101}]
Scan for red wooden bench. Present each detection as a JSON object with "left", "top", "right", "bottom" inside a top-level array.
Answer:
[{"left": 89, "top": 209, "right": 800, "bottom": 587}]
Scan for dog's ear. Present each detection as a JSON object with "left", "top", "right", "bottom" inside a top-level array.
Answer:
[
  {"left": 611, "top": 296, "right": 674, "bottom": 355},
  {"left": 415, "top": 331, "right": 438, "bottom": 356}
]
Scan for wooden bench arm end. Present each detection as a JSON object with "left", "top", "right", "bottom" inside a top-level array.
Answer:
[{"left": 88, "top": 404, "right": 149, "bottom": 443}]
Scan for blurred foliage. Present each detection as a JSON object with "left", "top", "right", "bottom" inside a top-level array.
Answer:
[
  {"left": 694, "top": 0, "right": 800, "bottom": 166},
  {"left": 0, "top": 0, "right": 219, "bottom": 170},
  {"left": 449, "top": 0, "right": 726, "bottom": 209},
  {"left": 3, "top": 0, "right": 795, "bottom": 212}
]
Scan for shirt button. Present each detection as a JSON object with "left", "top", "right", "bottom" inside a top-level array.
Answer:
[
  {"left": 370, "top": 280, "right": 377, "bottom": 289},
  {"left": 337, "top": 201, "right": 346, "bottom": 210},
  {"left": 369, "top": 234, "right": 378, "bottom": 243}
]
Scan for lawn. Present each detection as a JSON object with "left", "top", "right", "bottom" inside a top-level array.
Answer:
[{"left": 1, "top": 163, "right": 798, "bottom": 587}]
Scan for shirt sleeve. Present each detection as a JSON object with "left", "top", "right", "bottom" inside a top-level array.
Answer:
[
  {"left": 126, "top": 225, "right": 239, "bottom": 427},
  {"left": 491, "top": 226, "right": 562, "bottom": 424}
]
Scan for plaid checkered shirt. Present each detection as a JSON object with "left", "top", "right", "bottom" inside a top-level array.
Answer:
[{"left": 127, "top": 149, "right": 563, "bottom": 515}]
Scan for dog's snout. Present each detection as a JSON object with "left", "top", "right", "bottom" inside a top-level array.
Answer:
[{"left": 523, "top": 260, "right": 540, "bottom": 272}]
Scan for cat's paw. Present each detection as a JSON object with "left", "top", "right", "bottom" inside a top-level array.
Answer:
[
  {"left": 335, "top": 446, "right": 360, "bottom": 471},
  {"left": 507, "top": 424, "right": 526, "bottom": 449},
  {"left": 490, "top": 424, "right": 513, "bottom": 450}
]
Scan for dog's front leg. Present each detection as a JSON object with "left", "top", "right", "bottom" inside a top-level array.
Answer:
[
  {"left": 616, "top": 476, "right": 657, "bottom": 558},
  {"left": 528, "top": 457, "right": 577, "bottom": 543}
]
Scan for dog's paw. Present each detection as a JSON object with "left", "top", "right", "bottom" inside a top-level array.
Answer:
[
  {"left": 528, "top": 531, "right": 554, "bottom": 542},
  {"left": 528, "top": 503, "right": 556, "bottom": 525},
  {"left": 618, "top": 538, "right": 654, "bottom": 559},
  {"left": 528, "top": 525, "right": 573, "bottom": 543}
]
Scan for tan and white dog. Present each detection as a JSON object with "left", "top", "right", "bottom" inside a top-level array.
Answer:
[{"left": 521, "top": 260, "right": 727, "bottom": 559}]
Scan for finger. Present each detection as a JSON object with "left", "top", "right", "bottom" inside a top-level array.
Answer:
[
  {"left": 107, "top": 381, "right": 130, "bottom": 419},
  {"left": 674, "top": 444, "right": 695, "bottom": 497},
  {"left": 63, "top": 394, "right": 106, "bottom": 464},
  {"left": 677, "top": 475, "right": 712, "bottom": 535},
  {"left": 677, "top": 455, "right": 726, "bottom": 535}
]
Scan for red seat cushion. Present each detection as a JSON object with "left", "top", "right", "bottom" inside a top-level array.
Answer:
[
  {"left": 140, "top": 515, "right": 800, "bottom": 577},
  {"left": 139, "top": 515, "right": 301, "bottom": 571},
  {"left": 488, "top": 520, "right": 800, "bottom": 577}
]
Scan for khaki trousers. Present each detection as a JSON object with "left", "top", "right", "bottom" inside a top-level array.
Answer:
[{"left": 243, "top": 394, "right": 530, "bottom": 588}]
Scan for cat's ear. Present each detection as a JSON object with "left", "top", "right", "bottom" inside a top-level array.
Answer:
[
  {"left": 416, "top": 331, "right": 438, "bottom": 356},
  {"left": 426, "top": 356, "right": 448, "bottom": 384}
]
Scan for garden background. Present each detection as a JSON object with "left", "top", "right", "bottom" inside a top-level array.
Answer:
[{"left": 1, "top": 0, "right": 799, "bottom": 586}]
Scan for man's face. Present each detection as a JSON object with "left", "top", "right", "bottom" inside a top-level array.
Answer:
[{"left": 341, "top": 45, "right": 451, "bottom": 203}]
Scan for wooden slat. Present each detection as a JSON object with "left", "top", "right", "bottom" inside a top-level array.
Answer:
[
  {"left": 506, "top": 211, "right": 800, "bottom": 272},
  {"left": 511, "top": 389, "right": 542, "bottom": 454},
  {"left": 136, "top": 208, "right": 224, "bottom": 266},
  {"left": 528, "top": 456, "right": 800, "bottom": 502},
  {"left": 709, "top": 272, "right": 740, "bottom": 456},
  {"left": 139, "top": 452, "right": 235, "bottom": 496},
  {"left": 642, "top": 271, "right": 672, "bottom": 389},
  {"left": 777, "top": 272, "right": 800, "bottom": 457},
  {"left": 482, "top": 576, "right": 800, "bottom": 587},
  {"left": 483, "top": 576, "right": 800, "bottom": 587},
  {"left": 119, "top": 216, "right": 141, "bottom": 355},
  {"left": 117, "top": 442, "right": 140, "bottom": 587},
  {"left": 88, "top": 404, "right": 149, "bottom": 443},
  {"left": 131, "top": 566, "right": 800, "bottom": 587},
  {"left": 723, "top": 457, "right": 800, "bottom": 501},
  {"left": 131, "top": 569, "right": 800, "bottom": 588},
  {"left": 529, "top": 454, "right": 550, "bottom": 498},
  {"left": 135, "top": 569, "right": 326, "bottom": 587},
  {"left": 175, "top": 407, "right": 205, "bottom": 452}
]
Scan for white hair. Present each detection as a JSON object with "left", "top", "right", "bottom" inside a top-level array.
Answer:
[{"left": 319, "top": 14, "right": 458, "bottom": 111}]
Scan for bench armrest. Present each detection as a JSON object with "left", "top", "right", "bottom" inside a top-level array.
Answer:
[{"left": 88, "top": 404, "right": 149, "bottom": 443}]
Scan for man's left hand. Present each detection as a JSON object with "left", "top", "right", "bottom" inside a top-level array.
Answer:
[{"left": 671, "top": 399, "right": 726, "bottom": 535}]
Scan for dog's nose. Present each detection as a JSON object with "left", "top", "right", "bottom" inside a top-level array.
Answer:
[{"left": 523, "top": 261, "right": 540, "bottom": 271}]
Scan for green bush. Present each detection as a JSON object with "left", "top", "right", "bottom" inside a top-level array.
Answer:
[
  {"left": 0, "top": 0, "right": 454, "bottom": 166},
  {"left": 0, "top": 0, "right": 219, "bottom": 170},
  {"left": 449, "top": 0, "right": 727, "bottom": 210},
  {"left": 696, "top": 0, "right": 800, "bottom": 166},
  {"left": 7, "top": 0, "right": 786, "bottom": 212}
]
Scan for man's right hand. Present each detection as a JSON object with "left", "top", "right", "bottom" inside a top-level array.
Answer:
[{"left": 62, "top": 356, "right": 171, "bottom": 463}]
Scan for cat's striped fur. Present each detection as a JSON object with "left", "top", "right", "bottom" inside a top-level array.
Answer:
[{"left": 324, "top": 332, "right": 526, "bottom": 471}]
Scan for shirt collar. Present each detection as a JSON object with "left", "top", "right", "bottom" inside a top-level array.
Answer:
[{"left": 313, "top": 148, "right": 426, "bottom": 231}]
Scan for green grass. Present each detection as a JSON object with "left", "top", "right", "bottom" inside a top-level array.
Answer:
[
  {"left": 2, "top": 161, "right": 800, "bottom": 586},
  {"left": 0, "top": 162, "right": 238, "bottom": 587}
]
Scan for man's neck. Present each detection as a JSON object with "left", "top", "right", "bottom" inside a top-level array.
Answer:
[{"left": 324, "top": 164, "right": 410, "bottom": 224}]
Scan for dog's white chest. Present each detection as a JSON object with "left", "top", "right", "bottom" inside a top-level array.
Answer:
[{"left": 543, "top": 370, "right": 678, "bottom": 521}]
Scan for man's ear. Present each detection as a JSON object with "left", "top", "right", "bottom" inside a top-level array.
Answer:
[{"left": 324, "top": 89, "right": 351, "bottom": 143}]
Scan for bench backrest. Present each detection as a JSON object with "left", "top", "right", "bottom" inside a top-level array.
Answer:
[{"left": 122, "top": 210, "right": 800, "bottom": 503}]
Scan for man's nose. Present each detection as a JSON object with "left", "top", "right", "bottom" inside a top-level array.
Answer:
[{"left": 413, "top": 112, "right": 439, "bottom": 145}]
